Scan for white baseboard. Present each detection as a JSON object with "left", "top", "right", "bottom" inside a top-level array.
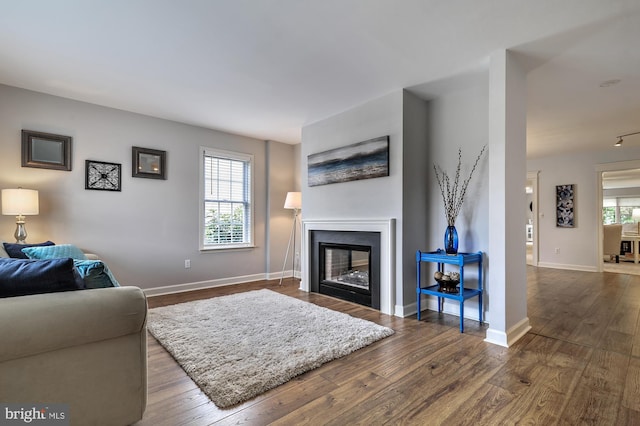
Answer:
[
  {"left": 537, "top": 262, "right": 597, "bottom": 273},
  {"left": 265, "top": 269, "right": 299, "bottom": 281},
  {"left": 143, "top": 270, "right": 301, "bottom": 297},
  {"left": 143, "top": 273, "right": 267, "bottom": 297},
  {"left": 395, "top": 303, "right": 413, "bottom": 318},
  {"left": 485, "top": 317, "right": 531, "bottom": 347}
]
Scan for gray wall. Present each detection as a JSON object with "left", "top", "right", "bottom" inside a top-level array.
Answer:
[
  {"left": 424, "top": 83, "right": 489, "bottom": 316},
  {"left": 301, "top": 90, "right": 407, "bottom": 308},
  {"left": 401, "top": 91, "right": 430, "bottom": 306},
  {"left": 425, "top": 83, "right": 489, "bottom": 254},
  {"left": 0, "top": 84, "right": 295, "bottom": 289},
  {"left": 528, "top": 146, "right": 640, "bottom": 271},
  {"left": 301, "top": 87, "right": 488, "bottom": 314}
]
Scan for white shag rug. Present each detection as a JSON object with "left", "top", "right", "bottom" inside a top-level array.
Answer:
[{"left": 147, "top": 289, "right": 394, "bottom": 408}]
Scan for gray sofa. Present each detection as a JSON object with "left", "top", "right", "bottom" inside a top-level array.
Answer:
[{"left": 0, "top": 286, "right": 148, "bottom": 426}]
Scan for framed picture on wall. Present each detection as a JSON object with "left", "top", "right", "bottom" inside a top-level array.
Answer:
[
  {"left": 132, "top": 146, "right": 167, "bottom": 180},
  {"left": 307, "top": 136, "right": 389, "bottom": 187},
  {"left": 22, "top": 130, "right": 72, "bottom": 171},
  {"left": 85, "top": 160, "right": 122, "bottom": 191},
  {"left": 556, "top": 184, "right": 575, "bottom": 227}
]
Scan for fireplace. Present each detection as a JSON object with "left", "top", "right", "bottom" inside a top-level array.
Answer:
[
  {"left": 301, "top": 219, "right": 396, "bottom": 316},
  {"left": 310, "top": 230, "right": 381, "bottom": 309}
]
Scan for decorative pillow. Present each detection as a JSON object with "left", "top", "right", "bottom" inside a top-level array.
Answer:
[
  {"left": 0, "top": 257, "right": 84, "bottom": 298},
  {"left": 3, "top": 241, "right": 55, "bottom": 259},
  {"left": 22, "top": 244, "right": 88, "bottom": 261},
  {"left": 73, "top": 260, "right": 121, "bottom": 289}
]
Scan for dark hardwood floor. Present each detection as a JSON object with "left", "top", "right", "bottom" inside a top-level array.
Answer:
[{"left": 133, "top": 267, "right": 640, "bottom": 425}]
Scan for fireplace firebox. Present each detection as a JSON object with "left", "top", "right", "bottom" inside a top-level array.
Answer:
[{"left": 310, "top": 230, "right": 380, "bottom": 309}]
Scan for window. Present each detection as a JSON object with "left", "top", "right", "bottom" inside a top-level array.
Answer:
[
  {"left": 200, "top": 147, "right": 253, "bottom": 250},
  {"left": 603, "top": 197, "right": 640, "bottom": 224}
]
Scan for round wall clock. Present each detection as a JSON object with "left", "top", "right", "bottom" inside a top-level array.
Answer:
[{"left": 85, "top": 160, "right": 122, "bottom": 191}]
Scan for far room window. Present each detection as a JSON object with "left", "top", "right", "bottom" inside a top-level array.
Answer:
[{"left": 200, "top": 147, "right": 253, "bottom": 250}]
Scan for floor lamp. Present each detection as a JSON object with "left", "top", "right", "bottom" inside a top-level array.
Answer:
[{"left": 280, "top": 191, "right": 301, "bottom": 285}]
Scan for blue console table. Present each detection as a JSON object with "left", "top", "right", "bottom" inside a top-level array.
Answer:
[{"left": 416, "top": 249, "right": 483, "bottom": 333}]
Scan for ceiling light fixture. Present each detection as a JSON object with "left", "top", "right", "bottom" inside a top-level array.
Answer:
[{"left": 614, "top": 131, "right": 640, "bottom": 147}]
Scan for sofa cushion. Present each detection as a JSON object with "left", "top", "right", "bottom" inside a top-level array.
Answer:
[
  {"left": 0, "top": 286, "right": 147, "bottom": 362},
  {"left": 22, "top": 243, "right": 88, "bottom": 261},
  {"left": 73, "top": 260, "right": 121, "bottom": 288},
  {"left": 3, "top": 241, "right": 54, "bottom": 259},
  {"left": 0, "top": 257, "right": 84, "bottom": 298}
]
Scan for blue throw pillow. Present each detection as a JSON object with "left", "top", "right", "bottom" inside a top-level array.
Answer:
[
  {"left": 73, "top": 260, "right": 121, "bottom": 289},
  {"left": 3, "top": 241, "right": 55, "bottom": 259},
  {"left": 22, "top": 244, "right": 88, "bottom": 261},
  {"left": 0, "top": 257, "right": 84, "bottom": 298}
]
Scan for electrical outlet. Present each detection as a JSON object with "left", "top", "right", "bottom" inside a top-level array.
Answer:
[
  {"left": 184, "top": 259, "right": 191, "bottom": 269},
  {"left": 554, "top": 248, "right": 560, "bottom": 254}
]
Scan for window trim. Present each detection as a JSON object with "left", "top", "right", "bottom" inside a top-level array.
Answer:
[{"left": 199, "top": 146, "right": 254, "bottom": 251}]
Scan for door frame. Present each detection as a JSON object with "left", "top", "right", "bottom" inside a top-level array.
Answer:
[{"left": 527, "top": 171, "right": 539, "bottom": 266}]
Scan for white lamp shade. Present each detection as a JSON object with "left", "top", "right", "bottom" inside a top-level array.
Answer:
[
  {"left": 284, "top": 192, "right": 301, "bottom": 210},
  {"left": 633, "top": 208, "right": 640, "bottom": 221},
  {"left": 2, "top": 189, "right": 39, "bottom": 216}
]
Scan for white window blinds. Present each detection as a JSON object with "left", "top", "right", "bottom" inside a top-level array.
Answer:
[{"left": 200, "top": 147, "right": 253, "bottom": 249}]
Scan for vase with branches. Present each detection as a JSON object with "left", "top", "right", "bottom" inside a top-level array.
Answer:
[{"left": 433, "top": 145, "right": 486, "bottom": 254}]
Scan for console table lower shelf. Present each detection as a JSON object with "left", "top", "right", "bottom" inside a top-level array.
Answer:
[{"left": 416, "top": 249, "right": 484, "bottom": 333}]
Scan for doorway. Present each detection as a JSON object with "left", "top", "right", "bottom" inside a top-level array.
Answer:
[{"left": 597, "top": 160, "right": 640, "bottom": 274}]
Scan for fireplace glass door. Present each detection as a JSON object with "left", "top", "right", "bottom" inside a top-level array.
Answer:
[
  {"left": 319, "top": 242, "right": 373, "bottom": 306},
  {"left": 310, "top": 230, "right": 380, "bottom": 309},
  {"left": 323, "top": 245, "right": 370, "bottom": 290}
]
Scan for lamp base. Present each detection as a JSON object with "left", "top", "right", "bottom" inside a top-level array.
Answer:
[{"left": 14, "top": 215, "right": 27, "bottom": 244}]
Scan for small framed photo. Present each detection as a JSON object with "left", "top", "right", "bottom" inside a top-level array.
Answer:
[
  {"left": 86, "top": 160, "right": 122, "bottom": 191},
  {"left": 22, "top": 130, "right": 72, "bottom": 171},
  {"left": 132, "top": 146, "right": 166, "bottom": 180}
]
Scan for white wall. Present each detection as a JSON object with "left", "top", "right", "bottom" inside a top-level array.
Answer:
[
  {"left": 0, "top": 84, "right": 295, "bottom": 290},
  {"left": 528, "top": 146, "right": 640, "bottom": 270}
]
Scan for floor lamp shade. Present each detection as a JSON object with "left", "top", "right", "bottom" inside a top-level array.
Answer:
[
  {"left": 2, "top": 188, "right": 39, "bottom": 243},
  {"left": 284, "top": 191, "right": 301, "bottom": 210}
]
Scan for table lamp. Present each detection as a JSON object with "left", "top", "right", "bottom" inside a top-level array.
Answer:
[{"left": 1, "top": 188, "right": 39, "bottom": 243}]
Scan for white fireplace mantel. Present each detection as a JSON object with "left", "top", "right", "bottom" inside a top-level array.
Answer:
[{"left": 301, "top": 219, "right": 396, "bottom": 316}]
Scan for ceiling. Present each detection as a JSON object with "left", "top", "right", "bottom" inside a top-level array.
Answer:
[{"left": 1, "top": 1, "right": 639, "bottom": 158}]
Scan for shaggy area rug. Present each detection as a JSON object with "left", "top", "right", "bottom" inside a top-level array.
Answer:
[{"left": 147, "top": 289, "right": 394, "bottom": 408}]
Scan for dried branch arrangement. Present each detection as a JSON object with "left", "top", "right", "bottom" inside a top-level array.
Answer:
[{"left": 433, "top": 145, "right": 487, "bottom": 226}]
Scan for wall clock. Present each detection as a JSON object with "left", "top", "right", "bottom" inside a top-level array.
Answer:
[{"left": 85, "top": 160, "right": 122, "bottom": 191}]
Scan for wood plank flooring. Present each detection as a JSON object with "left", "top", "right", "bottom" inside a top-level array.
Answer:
[{"left": 133, "top": 267, "right": 640, "bottom": 425}]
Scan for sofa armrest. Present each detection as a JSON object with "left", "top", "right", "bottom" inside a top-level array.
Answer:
[{"left": 0, "top": 286, "right": 147, "bottom": 362}]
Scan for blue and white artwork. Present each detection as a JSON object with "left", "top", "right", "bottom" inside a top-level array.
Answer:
[
  {"left": 307, "top": 136, "right": 389, "bottom": 187},
  {"left": 556, "top": 184, "right": 575, "bottom": 227}
]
